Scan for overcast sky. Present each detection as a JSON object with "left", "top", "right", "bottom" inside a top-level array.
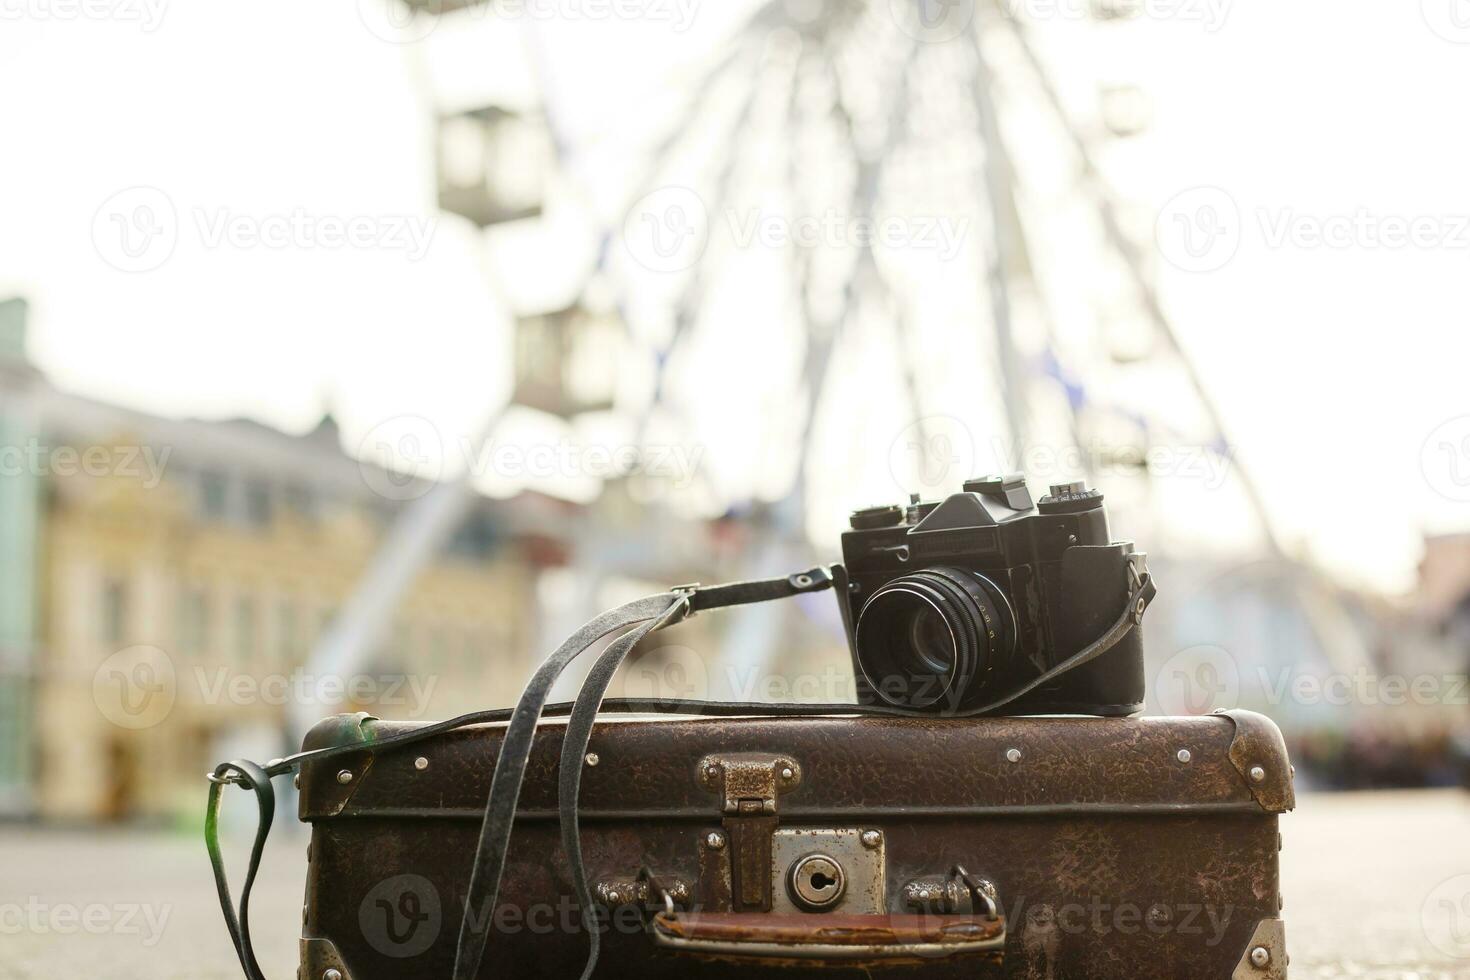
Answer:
[{"left": 2, "top": 0, "right": 1469, "bottom": 594}]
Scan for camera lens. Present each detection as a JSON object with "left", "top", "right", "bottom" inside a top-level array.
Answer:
[
  {"left": 854, "top": 567, "right": 1015, "bottom": 710},
  {"left": 907, "top": 607, "right": 954, "bottom": 674}
]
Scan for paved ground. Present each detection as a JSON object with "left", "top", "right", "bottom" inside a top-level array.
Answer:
[{"left": 2, "top": 789, "right": 1468, "bottom": 978}]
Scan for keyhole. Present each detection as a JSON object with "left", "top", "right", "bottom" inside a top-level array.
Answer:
[{"left": 789, "top": 853, "right": 846, "bottom": 910}]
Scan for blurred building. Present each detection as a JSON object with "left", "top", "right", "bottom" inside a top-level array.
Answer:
[
  {"left": 1416, "top": 532, "right": 1470, "bottom": 648},
  {"left": 0, "top": 300, "right": 579, "bottom": 821}
]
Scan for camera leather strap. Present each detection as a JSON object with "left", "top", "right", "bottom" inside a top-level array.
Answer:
[
  {"left": 449, "top": 566, "right": 835, "bottom": 980},
  {"left": 202, "top": 562, "right": 1155, "bottom": 980}
]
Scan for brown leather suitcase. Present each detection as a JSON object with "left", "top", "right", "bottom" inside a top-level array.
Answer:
[{"left": 290, "top": 707, "right": 1294, "bottom": 979}]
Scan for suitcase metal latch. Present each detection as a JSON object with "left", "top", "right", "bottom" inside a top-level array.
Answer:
[{"left": 699, "top": 752, "right": 801, "bottom": 912}]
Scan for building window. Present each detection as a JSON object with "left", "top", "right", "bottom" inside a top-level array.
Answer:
[
  {"left": 277, "top": 600, "right": 299, "bottom": 663},
  {"left": 317, "top": 607, "right": 338, "bottom": 645},
  {"left": 391, "top": 623, "right": 409, "bottom": 659},
  {"left": 235, "top": 597, "right": 257, "bottom": 661},
  {"left": 179, "top": 588, "right": 210, "bottom": 656},
  {"left": 200, "top": 470, "right": 228, "bottom": 520},
  {"left": 101, "top": 579, "right": 128, "bottom": 645},
  {"left": 449, "top": 511, "right": 499, "bottom": 561},
  {"left": 282, "top": 483, "right": 315, "bottom": 519},
  {"left": 244, "top": 480, "right": 273, "bottom": 527}
]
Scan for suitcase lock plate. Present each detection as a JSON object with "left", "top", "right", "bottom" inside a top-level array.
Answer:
[{"left": 699, "top": 752, "right": 801, "bottom": 912}]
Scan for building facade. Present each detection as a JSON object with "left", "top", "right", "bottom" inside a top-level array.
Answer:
[{"left": 0, "top": 310, "right": 566, "bottom": 820}]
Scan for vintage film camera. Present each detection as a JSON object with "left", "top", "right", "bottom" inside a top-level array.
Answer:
[{"left": 840, "top": 475, "right": 1147, "bottom": 715}]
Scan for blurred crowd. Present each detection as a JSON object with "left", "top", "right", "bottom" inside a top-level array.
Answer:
[{"left": 1290, "top": 723, "right": 1470, "bottom": 791}]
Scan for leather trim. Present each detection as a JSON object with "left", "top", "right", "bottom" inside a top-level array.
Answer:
[{"left": 1219, "top": 710, "right": 1296, "bottom": 813}]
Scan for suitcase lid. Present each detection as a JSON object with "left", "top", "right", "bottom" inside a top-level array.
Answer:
[{"left": 297, "top": 710, "right": 1293, "bottom": 821}]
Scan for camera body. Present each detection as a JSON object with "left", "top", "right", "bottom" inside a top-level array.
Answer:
[{"left": 839, "top": 474, "right": 1146, "bottom": 715}]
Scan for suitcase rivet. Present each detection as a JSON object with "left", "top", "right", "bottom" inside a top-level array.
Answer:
[
  {"left": 706, "top": 831, "right": 726, "bottom": 850},
  {"left": 1249, "top": 946, "right": 1271, "bottom": 967},
  {"left": 703, "top": 764, "right": 721, "bottom": 782},
  {"left": 1176, "top": 749, "right": 1192, "bottom": 764},
  {"left": 861, "top": 830, "right": 882, "bottom": 849},
  {"left": 323, "top": 970, "right": 343, "bottom": 980},
  {"left": 414, "top": 757, "right": 429, "bottom": 771},
  {"left": 585, "top": 753, "right": 600, "bottom": 767},
  {"left": 1005, "top": 748, "right": 1022, "bottom": 763},
  {"left": 780, "top": 766, "right": 795, "bottom": 782},
  {"left": 336, "top": 770, "right": 353, "bottom": 785},
  {"left": 1249, "top": 766, "right": 1266, "bottom": 782}
]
